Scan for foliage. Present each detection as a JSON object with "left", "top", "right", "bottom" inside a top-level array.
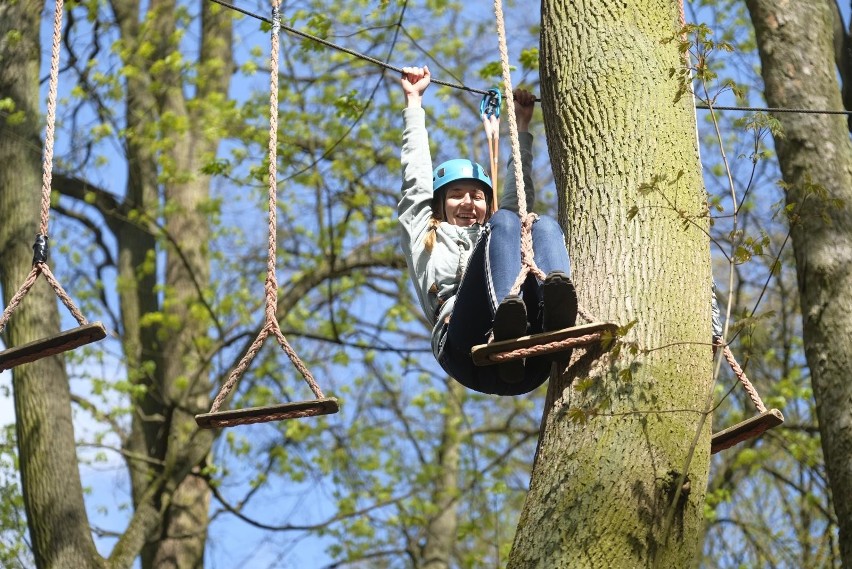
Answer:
[
  {"left": 0, "top": 0, "right": 843, "bottom": 566},
  {"left": 0, "top": 425, "right": 32, "bottom": 569}
]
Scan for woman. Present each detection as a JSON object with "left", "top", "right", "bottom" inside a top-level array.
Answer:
[{"left": 398, "top": 65, "right": 577, "bottom": 396}]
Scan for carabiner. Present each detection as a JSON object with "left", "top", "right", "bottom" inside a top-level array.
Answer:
[{"left": 480, "top": 88, "right": 502, "bottom": 119}]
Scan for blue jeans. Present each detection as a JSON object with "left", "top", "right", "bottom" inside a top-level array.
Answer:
[{"left": 437, "top": 209, "right": 572, "bottom": 395}]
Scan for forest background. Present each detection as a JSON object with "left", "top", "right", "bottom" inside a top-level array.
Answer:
[{"left": 0, "top": 0, "right": 848, "bottom": 567}]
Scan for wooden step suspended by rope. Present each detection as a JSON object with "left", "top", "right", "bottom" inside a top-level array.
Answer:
[
  {"left": 195, "top": 2, "right": 337, "bottom": 429},
  {"left": 195, "top": 397, "right": 339, "bottom": 429},
  {"left": 471, "top": 322, "right": 618, "bottom": 366},
  {"left": 0, "top": 321, "right": 106, "bottom": 372},
  {"left": 0, "top": 2, "right": 105, "bottom": 370},
  {"left": 470, "top": 2, "right": 619, "bottom": 374},
  {"left": 710, "top": 342, "right": 784, "bottom": 454},
  {"left": 711, "top": 408, "right": 784, "bottom": 454}
]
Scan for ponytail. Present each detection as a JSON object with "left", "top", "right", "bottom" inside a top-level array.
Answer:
[
  {"left": 423, "top": 216, "right": 441, "bottom": 252},
  {"left": 423, "top": 193, "right": 445, "bottom": 252}
]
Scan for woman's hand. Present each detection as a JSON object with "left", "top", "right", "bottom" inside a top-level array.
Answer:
[
  {"left": 513, "top": 88, "right": 535, "bottom": 132},
  {"left": 401, "top": 66, "right": 431, "bottom": 108}
]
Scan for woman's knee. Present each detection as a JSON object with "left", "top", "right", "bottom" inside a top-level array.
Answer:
[
  {"left": 532, "top": 214, "right": 564, "bottom": 238},
  {"left": 488, "top": 209, "right": 521, "bottom": 233}
]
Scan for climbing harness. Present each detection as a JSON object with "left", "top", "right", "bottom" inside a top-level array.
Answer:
[
  {"left": 0, "top": 0, "right": 106, "bottom": 372},
  {"left": 480, "top": 87, "right": 502, "bottom": 207},
  {"left": 470, "top": 0, "right": 618, "bottom": 374},
  {"left": 195, "top": 1, "right": 338, "bottom": 429},
  {"left": 710, "top": 341, "right": 784, "bottom": 453}
]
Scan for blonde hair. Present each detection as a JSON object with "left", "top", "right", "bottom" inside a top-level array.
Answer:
[{"left": 423, "top": 195, "right": 444, "bottom": 252}]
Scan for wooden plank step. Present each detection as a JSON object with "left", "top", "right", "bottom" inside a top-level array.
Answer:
[
  {"left": 0, "top": 322, "right": 107, "bottom": 371},
  {"left": 471, "top": 322, "right": 619, "bottom": 367},
  {"left": 711, "top": 408, "right": 784, "bottom": 454},
  {"left": 195, "top": 397, "right": 339, "bottom": 429}
]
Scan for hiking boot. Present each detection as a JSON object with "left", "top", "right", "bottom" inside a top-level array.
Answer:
[
  {"left": 542, "top": 271, "right": 578, "bottom": 367},
  {"left": 542, "top": 271, "right": 578, "bottom": 332},
  {"left": 492, "top": 295, "right": 527, "bottom": 383}
]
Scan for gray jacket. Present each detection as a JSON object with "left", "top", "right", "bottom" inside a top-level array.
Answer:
[{"left": 398, "top": 107, "right": 536, "bottom": 356}]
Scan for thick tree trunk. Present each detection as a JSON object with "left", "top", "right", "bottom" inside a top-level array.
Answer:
[
  {"left": 746, "top": 1, "right": 852, "bottom": 565},
  {"left": 0, "top": 2, "right": 102, "bottom": 568},
  {"left": 144, "top": 4, "right": 228, "bottom": 562},
  {"left": 106, "top": 1, "right": 230, "bottom": 566},
  {"left": 509, "top": 1, "right": 712, "bottom": 566}
]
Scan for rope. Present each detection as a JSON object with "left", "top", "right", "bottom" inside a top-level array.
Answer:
[
  {"left": 488, "top": 332, "right": 603, "bottom": 363},
  {"left": 0, "top": 0, "right": 91, "bottom": 338},
  {"left": 714, "top": 340, "right": 767, "bottom": 413},
  {"left": 696, "top": 104, "right": 852, "bottom": 115},
  {"left": 492, "top": 0, "right": 545, "bottom": 298},
  {"left": 209, "top": 1, "right": 325, "bottom": 416},
  {"left": 207, "top": 0, "right": 852, "bottom": 118},
  {"left": 41, "top": 0, "right": 63, "bottom": 235},
  {"left": 209, "top": 0, "right": 488, "bottom": 97}
]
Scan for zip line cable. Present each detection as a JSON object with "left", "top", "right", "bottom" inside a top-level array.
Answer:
[
  {"left": 696, "top": 103, "right": 852, "bottom": 115},
  {"left": 209, "top": 0, "right": 489, "bottom": 97},
  {"left": 210, "top": 0, "right": 852, "bottom": 118}
]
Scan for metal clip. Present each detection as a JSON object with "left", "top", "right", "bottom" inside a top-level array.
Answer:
[
  {"left": 479, "top": 88, "right": 502, "bottom": 119},
  {"left": 32, "top": 234, "right": 49, "bottom": 265}
]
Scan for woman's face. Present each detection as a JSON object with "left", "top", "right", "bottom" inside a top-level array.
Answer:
[{"left": 443, "top": 182, "right": 488, "bottom": 227}]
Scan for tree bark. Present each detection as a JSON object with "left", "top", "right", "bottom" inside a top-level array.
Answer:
[
  {"left": 0, "top": 1, "right": 102, "bottom": 567},
  {"left": 509, "top": 1, "right": 712, "bottom": 566},
  {"left": 420, "top": 381, "right": 463, "bottom": 569},
  {"left": 104, "top": 0, "right": 231, "bottom": 566},
  {"left": 746, "top": 1, "right": 852, "bottom": 565}
]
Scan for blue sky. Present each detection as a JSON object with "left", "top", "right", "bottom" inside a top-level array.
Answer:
[{"left": 2, "top": 1, "right": 850, "bottom": 567}]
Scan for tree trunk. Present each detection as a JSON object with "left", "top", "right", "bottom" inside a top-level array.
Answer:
[
  {"left": 746, "top": 1, "right": 852, "bottom": 565},
  {"left": 509, "top": 1, "right": 712, "bottom": 566},
  {"left": 0, "top": 1, "right": 102, "bottom": 567},
  {"left": 420, "top": 381, "right": 463, "bottom": 569},
  {"left": 107, "top": 1, "right": 230, "bottom": 566}
]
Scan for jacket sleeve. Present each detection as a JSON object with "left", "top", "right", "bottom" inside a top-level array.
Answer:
[
  {"left": 498, "top": 132, "right": 535, "bottom": 213},
  {"left": 398, "top": 107, "right": 437, "bottom": 322}
]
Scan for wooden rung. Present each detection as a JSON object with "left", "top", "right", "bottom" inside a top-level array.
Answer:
[
  {"left": 711, "top": 408, "right": 784, "bottom": 454},
  {"left": 195, "top": 397, "right": 339, "bottom": 429},
  {"left": 471, "top": 322, "right": 619, "bottom": 367},
  {"left": 0, "top": 322, "right": 107, "bottom": 372}
]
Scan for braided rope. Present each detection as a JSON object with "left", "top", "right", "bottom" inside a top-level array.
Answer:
[
  {"left": 488, "top": 332, "right": 603, "bottom": 363},
  {"left": 492, "top": 0, "right": 545, "bottom": 298},
  {"left": 208, "top": 0, "right": 324, "bottom": 415},
  {"left": 0, "top": 0, "right": 91, "bottom": 338},
  {"left": 720, "top": 344, "right": 766, "bottom": 412},
  {"left": 41, "top": 0, "right": 63, "bottom": 235},
  {"left": 0, "top": 268, "right": 40, "bottom": 335},
  {"left": 41, "top": 264, "right": 88, "bottom": 325},
  {"left": 713, "top": 340, "right": 767, "bottom": 413}
]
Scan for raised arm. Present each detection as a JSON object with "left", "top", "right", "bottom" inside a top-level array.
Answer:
[
  {"left": 500, "top": 88, "right": 537, "bottom": 213},
  {"left": 398, "top": 66, "right": 437, "bottom": 321}
]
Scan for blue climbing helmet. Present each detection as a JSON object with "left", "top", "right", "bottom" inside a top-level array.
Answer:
[{"left": 432, "top": 159, "right": 493, "bottom": 194}]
